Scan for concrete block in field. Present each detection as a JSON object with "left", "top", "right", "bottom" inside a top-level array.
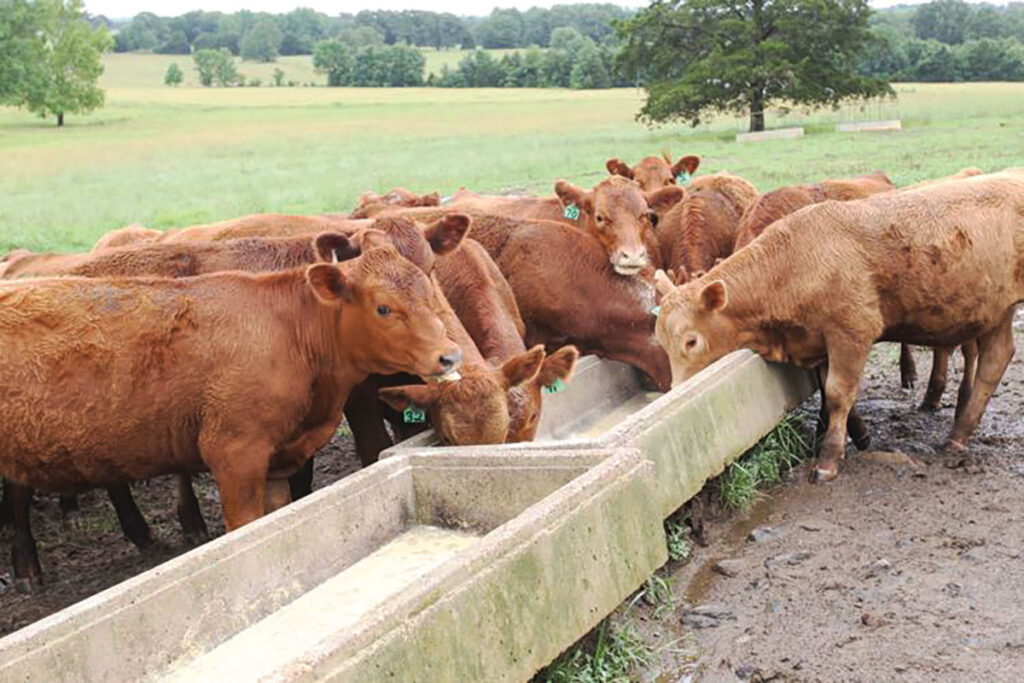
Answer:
[
  {"left": 736, "top": 127, "right": 804, "bottom": 143},
  {"left": 836, "top": 120, "right": 902, "bottom": 132}
]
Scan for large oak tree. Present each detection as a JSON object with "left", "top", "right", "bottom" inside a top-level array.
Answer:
[{"left": 618, "top": 0, "right": 892, "bottom": 132}]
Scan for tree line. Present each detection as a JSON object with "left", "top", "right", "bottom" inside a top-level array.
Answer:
[
  {"left": 859, "top": 0, "right": 1024, "bottom": 81},
  {"left": 109, "top": 5, "right": 631, "bottom": 57}
]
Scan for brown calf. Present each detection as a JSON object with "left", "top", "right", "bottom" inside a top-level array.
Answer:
[
  {"left": 606, "top": 153, "right": 701, "bottom": 191},
  {"left": 161, "top": 214, "right": 368, "bottom": 242},
  {"left": 0, "top": 245, "right": 460, "bottom": 585},
  {"left": 657, "top": 172, "right": 759, "bottom": 283},
  {"left": 655, "top": 171, "right": 1024, "bottom": 481},
  {"left": 436, "top": 177, "right": 684, "bottom": 276},
  {"left": 91, "top": 223, "right": 165, "bottom": 250},
  {"left": 381, "top": 238, "right": 580, "bottom": 443},
  {"left": 350, "top": 187, "right": 441, "bottom": 219},
  {"left": 465, "top": 214, "right": 670, "bottom": 390}
]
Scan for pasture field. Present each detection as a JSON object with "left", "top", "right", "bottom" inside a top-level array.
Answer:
[{"left": 1, "top": 68, "right": 1023, "bottom": 252}]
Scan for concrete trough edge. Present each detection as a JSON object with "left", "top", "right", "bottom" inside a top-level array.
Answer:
[
  {"left": 836, "top": 119, "right": 902, "bottom": 132},
  {"left": 736, "top": 127, "right": 805, "bottom": 143}
]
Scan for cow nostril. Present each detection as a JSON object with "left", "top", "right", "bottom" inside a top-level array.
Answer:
[{"left": 439, "top": 349, "right": 463, "bottom": 373}]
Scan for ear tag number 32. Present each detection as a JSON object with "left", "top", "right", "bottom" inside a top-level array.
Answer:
[
  {"left": 562, "top": 203, "right": 580, "bottom": 220},
  {"left": 676, "top": 172, "right": 693, "bottom": 184},
  {"left": 543, "top": 378, "right": 567, "bottom": 394},
  {"left": 403, "top": 406, "right": 426, "bottom": 424}
]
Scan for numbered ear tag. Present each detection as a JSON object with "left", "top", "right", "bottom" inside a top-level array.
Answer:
[
  {"left": 542, "top": 378, "right": 566, "bottom": 394},
  {"left": 676, "top": 172, "right": 692, "bottom": 184},
  {"left": 562, "top": 203, "right": 580, "bottom": 220},
  {"left": 651, "top": 305, "right": 661, "bottom": 317},
  {"left": 403, "top": 406, "right": 426, "bottom": 424}
]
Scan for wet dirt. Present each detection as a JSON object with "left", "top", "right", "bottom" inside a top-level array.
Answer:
[
  {"left": 642, "top": 331, "right": 1024, "bottom": 682},
  {"left": 0, "top": 429, "right": 361, "bottom": 637}
]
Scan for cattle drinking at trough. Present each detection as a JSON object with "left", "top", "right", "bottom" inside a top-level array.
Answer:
[{"left": 655, "top": 170, "right": 1024, "bottom": 482}]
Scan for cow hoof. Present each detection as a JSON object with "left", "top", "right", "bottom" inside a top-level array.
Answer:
[
  {"left": 811, "top": 464, "right": 839, "bottom": 483},
  {"left": 918, "top": 401, "right": 940, "bottom": 414},
  {"left": 61, "top": 510, "right": 84, "bottom": 532},
  {"left": 851, "top": 433, "right": 871, "bottom": 451},
  {"left": 14, "top": 575, "right": 42, "bottom": 594},
  {"left": 183, "top": 530, "right": 210, "bottom": 546}
]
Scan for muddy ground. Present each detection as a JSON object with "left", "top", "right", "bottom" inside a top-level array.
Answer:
[
  {"left": 636, "top": 332, "right": 1024, "bottom": 682},
  {"left": 0, "top": 428, "right": 364, "bottom": 637}
]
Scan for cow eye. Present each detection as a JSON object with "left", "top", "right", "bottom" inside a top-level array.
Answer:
[
  {"left": 376, "top": 304, "right": 391, "bottom": 317},
  {"left": 596, "top": 215, "right": 605, "bottom": 224},
  {"left": 685, "top": 337, "right": 698, "bottom": 350}
]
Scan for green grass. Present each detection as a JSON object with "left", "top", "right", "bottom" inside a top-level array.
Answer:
[
  {"left": 1, "top": 66, "right": 1023, "bottom": 253},
  {"left": 538, "top": 618, "right": 652, "bottom": 683},
  {"left": 718, "top": 413, "right": 814, "bottom": 511}
]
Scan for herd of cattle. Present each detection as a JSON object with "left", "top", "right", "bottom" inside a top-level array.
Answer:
[{"left": 1, "top": 152, "right": 1022, "bottom": 594}]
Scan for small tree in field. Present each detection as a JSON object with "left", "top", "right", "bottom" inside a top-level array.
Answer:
[
  {"left": 193, "top": 48, "right": 238, "bottom": 87},
  {"left": 618, "top": 0, "right": 892, "bottom": 132},
  {"left": 164, "top": 62, "right": 183, "bottom": 86},
  {"left": 313, "top": 39, "right": 353, "bottom": 86},
  {"left": 272, "top": 67, "right": 285, "bottom": 86},
  {"left": 22, "top": 0, "right": 112, "bottom": 127}
]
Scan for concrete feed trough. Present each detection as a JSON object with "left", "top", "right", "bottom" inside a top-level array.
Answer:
[{"left": 0, "top": 351, "right": 814, "bottom": 681}]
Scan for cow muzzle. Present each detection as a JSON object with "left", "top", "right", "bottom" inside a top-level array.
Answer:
[
  {"left": 611, "top": 249, "right": 648, "bottom": 276},
  {"left": 431, "top": 348, "right": 463, "bottom": 381}
]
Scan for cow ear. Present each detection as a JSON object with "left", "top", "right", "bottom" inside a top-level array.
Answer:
[
  {"left": 378, "top": 384, "right": 437, "bottom": 412},
  {"left": 554, "top": 180, "right": 592, "bottom": 215},
  {"left": 354, "top": 228, "right": 390, "bottom": 253},
  {"left": 537, "top": 345, "right": 579, "bottom": 388},
  {"left": 699, "top": 280, "right": 728, "bottom": 312},
  {"left": 673, "top": 155, "right": 700, "bottom": 177},
  {"left": 306, "top": 263, "right": 352, "bottom": 306},
  {"left": 313, "top": 232, "right": 359, "bottom": 264},
  {"left": 605, "top": 158, "right": 633, "bottom": 179},
  {"left": 647, "top": 186, "right": 685, "bottom": 214},
  {"left": 674, "top": 266, "right": 690, "bottom": 285},
  {"left": 425, "top": 214, "right": 469, "bottom": 255},
  {"left": 501, "top": 345, "right": 545, "bottom": 389},
  {"left": 654, "top": 269, "right": 676, "bottom": 297},
  {"left": 420, "top": 191, "right": 441, "bottom": 207}
]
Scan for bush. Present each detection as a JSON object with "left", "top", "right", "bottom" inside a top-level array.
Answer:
[
  {"left": 272, "top": 67, "right": 285, "bottom": 86},
  {"left": 247, "top": 77, "right": 262, "bottom": 87},
  {"left": 164, "top": 62, "right": 183, "bottom": 86}
]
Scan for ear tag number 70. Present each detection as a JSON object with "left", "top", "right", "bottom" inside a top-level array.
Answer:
[
  {"left": 562, "top": 203, "right": 580, "bottom": 220},
  {"left": 543, "top": 378, "right": 566, "bottom": 394}
]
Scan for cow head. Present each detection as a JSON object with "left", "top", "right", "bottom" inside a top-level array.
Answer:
[
  {"left": 306, "top": 245, "right": 462, "bottom": 379},
  {"left": 654, "top": 273, "right": 739, "bottom": 386},
  {"left": 505, "top": 345, "right": 580, "bottom": 442},
  {"left": 555, "top": 176, "right": 684, "bottom": 276},
  {"left": 378, "top": 346, "right": 546, "bottom": 445},
  {"left": 606, "top": 155, "right": 701, "bottom": 191}
]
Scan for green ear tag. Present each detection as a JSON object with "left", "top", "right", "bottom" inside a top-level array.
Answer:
[
  {"left": 403, "top": 406, "right": 426, "bottom": 424},
  {"left": 676, "top": 171, "right": 692, "bottom": 184},
  {"left": 651, "top": 305, "right": 661, "bottom": 317},
  {"left": 562, "top": 203, "right": 580, "bottom": 220},
  {"left": 543, "top": 378, "right": 567, "bottom": 394}
]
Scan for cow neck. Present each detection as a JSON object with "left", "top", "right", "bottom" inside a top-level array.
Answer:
[
  {"left": 677, "top": 196, "right": 718, "bottom": 275},
  {"left": 262, "top": 269, "right": 365, "bottom": 392},
  {"left": 431, "top": 275, "right": 486, "bottom": 366},
  {"left": 708, "top": 225, "right": 800, "bottom": 342}
]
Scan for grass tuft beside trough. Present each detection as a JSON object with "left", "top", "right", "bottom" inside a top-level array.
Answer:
[{"left": 718, "top": 413, "right": 814, "bottom": 511}]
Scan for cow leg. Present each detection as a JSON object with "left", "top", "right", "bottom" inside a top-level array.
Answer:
[
  {"left": 947, "top": 313, "right": 1015, "bottom": 453},
  {"left": 899, "top": 343, "right": 918, "bottom": 389},
  {"left": 0, "top": 479, "right": 13, "bottom": 527},
  {"left": 920, "top": 347, "right": 951, "bottom": 412},
  {"left": 174, "top": 474, "right": 209, "bottom": 545},
  {"left": 289, "top": 459, "right": 315, "bottom": 501},
  {"left": 954, "top": 341, "right": 979, "bottom": 423},
  {"left": 345, "top": 378, "right": 393, "bottom": 468},
  {"left": 105, "top": 484, "right": 153, "bottom": 550},
  {"left": 202, "top": 434, "right": 272, "bottom": 531},
  {"left": 9, "top": 483, "right": 42, "bottom": 593},
  {"left": 813, "top": 340, "right": 871, "bottom": 482},
  {"left": 263, "top": 479, "right": 292, "bottom": 515},
  {"left": 816, "top": 363, "right": 870, "bottom": 450},
  {"left": 59, "top": 493, "right": 82, "bottom": 529}
]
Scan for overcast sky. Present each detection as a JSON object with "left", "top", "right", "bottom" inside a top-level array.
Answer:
[{"left": 84, "top": 0, "right": 991, "bottom": 20}]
